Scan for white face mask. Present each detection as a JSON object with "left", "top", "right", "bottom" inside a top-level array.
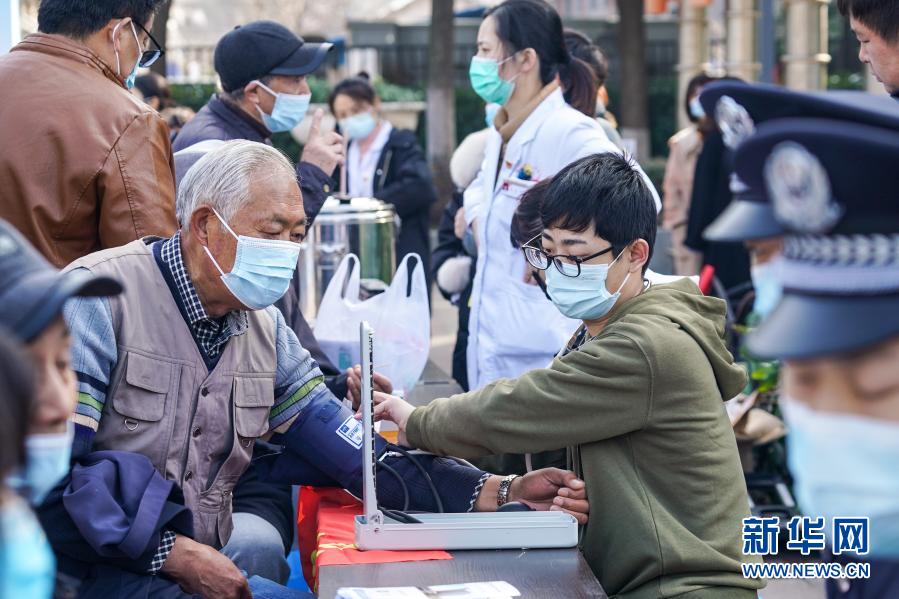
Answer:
[{"left": 782, "top": 398, "right": 899, "bottom": 559}]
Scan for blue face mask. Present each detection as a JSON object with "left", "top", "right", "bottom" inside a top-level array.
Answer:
[
  {"left": 469, "top": 55, "right": 519, "bottom": 106},
  {"left": 751, "top": 262, "right": 782, "bottom": 319},
  {"left": 8, "top": 424, "right": 73, "bottom": 506},
  {"left": 783, "top": 398, "right": 899, "bottom": 559},
  {"left": 689, "top": 96, "right": 705, "bottom": 120},
  {"left": 0, "top": 498, "right": 55, "bottom": 599},
  {"left": 341, "top": 111, "right": 378, "bottom": 141},
  {"left": 255, "top": 81, "right": 311, "bottom": 133},
  {"left": 113, "top": 20, "right": 141, "bottom": 90},
  {"left": 484, "top": 103, "right": 501, "bottom": 129},
  {"left": 204, "top": 208, "right": 302, "bottom": 310},
  {"left": 546, "top": 251, "right": 630, "bottom": 321}
]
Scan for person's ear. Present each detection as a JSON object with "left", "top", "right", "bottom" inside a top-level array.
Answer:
[
  {"left": 190, "top": 206, "right": 215, "bottom": 247},
  {"left": 244, "top": 81, "right": 262, "bottom": 105},
  {"left": 373, "top": 96, "right": 382, "bottom": 113},
  {"left": 627, "top": 239, "right": 650, "bottom": 273},
  {"left": 520, "top": 48, "right": 538, "bottom": 74},
  {"left": 108, "top": 17, "right": 130, "bottom": 51}
]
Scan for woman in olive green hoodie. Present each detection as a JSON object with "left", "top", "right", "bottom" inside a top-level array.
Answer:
[{"left": 372, "top": 154, "right": 764, "bottom": 598}]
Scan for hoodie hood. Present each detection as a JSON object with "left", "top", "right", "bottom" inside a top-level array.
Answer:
[{"left": 608, "top": 278, "right": 746, "bottom": 401}]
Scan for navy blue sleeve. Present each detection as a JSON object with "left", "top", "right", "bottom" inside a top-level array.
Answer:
[
  {"left": 264, "top": 392, "right": 489, "bottom": 513},
  {"left": 297, "top": 161, "right": 332, "bottom": 225}
]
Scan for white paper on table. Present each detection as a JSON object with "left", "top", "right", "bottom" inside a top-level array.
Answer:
[
  {"left": 336, "top": 581, "right": 520, "bottom": 599},
  {"left": 428, "top": 580, "right": 521, "bottom": 598},
  {"left": 336, "top": 587, "right": 427, "bottom": 599}
]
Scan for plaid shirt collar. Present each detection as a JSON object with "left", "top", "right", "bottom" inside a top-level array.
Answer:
[{"left": 160, "top": 233, "right": 248, "bottom": 358}]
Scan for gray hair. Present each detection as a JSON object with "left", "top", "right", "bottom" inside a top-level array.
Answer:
[{"left": 176, "top": 139, "right": 296, "bottom": 225}]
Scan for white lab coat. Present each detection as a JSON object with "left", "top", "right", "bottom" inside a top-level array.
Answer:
[{"left": 463, "top": 88, "right": 661, "bottom": 389}]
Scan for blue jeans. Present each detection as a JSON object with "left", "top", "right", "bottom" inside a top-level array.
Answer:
[
  {"left": 222, "top": 512, "right": 291, "bottom": 584},
  {"left": 248, "top": 576, "right": 314, "bottom": 599}
]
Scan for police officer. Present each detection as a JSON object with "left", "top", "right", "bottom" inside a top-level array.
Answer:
[
  {"left": 699, "top": 82, "right": 899, "bottom": 319},
  {"left": 741, "top": 118, "right": 899, "bottom": 598}
]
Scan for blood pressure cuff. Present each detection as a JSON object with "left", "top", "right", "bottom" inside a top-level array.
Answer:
[{"left": 257, "top": 394, "right": 488, "bottom": 513}]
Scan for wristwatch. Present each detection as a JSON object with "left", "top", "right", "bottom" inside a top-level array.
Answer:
[{"left": 497, "top": 474, "right": 520, "bottom": 508}]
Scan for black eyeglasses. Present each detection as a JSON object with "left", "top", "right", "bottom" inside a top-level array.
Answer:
[
  {"left": 132, "top": 21, "right": 165, "bottom": 68},
  {"left": 522, "top": 233, "right": 615, "bottom": 278}
]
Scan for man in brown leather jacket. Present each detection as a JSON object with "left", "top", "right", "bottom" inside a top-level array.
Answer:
[{"left": 0, "top": 0, "right": 178, "bottom": 268}]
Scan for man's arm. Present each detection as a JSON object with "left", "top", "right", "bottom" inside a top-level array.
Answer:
[
  {"left": 297, "top": 161, "right": 331, "bottom": 225},
  {"left": 406, "top": 333, "right": 652, "bottom": 459},
  {"left": 265, "top": 311, "right": 588, "bottom": 519},
  {"left": 264, "top": 311, "right": 495, "bottom": 512},
  {"left": 63, "top": 292, "right": 118, "bottom": 457},
  {"left": 267, "top": 306, "right": 328, "bottom": 434},
  {"left": 298, "top": 108, "right": 344, "bottom": 225},
  {"left": 99, "top": 112, "right": 179, "bottom": 248}
]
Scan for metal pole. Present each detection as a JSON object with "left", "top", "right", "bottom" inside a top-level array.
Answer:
[
  {"left": 0, "top": 0, "right": 20, "bottom": 54},
  {"left": 758, "top": 0, "right": 776, "bottom": 83}
]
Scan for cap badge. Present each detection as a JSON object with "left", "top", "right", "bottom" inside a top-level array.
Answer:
[
  {"left": 715, "top": 96, "right": 755, "bottom": 149},
  {"left": 765, "top": 141, "right": 843, "bottom": 234}
]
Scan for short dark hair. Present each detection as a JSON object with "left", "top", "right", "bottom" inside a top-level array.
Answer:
[
  {"left": 838, "top": 0, "right": 899, "bottom": 43},
  {"left": 328, "top": 72, "right": 377, "bottom": 114},
  {"left": 511, "top": 177, "right": 552, "bottom": 248},
  {"left": 541, "top": 153, "right": 657, "bottom": 274},
  {"left": 135, "top": 72, "right": 171, "bottom": 106},
  {"left": 0, "top": 332, "right": 34, "bottom": 483},
  {"left": 38, "top": 0, "right": 165, "bottom": 39}
]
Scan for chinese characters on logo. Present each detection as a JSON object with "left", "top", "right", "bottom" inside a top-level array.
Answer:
[{"left": 742, "top": 516, "right": 869, "bottom": 556}]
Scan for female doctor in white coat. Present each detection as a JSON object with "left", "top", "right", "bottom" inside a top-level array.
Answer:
[{"left": 463, "top": 0, "right": 660, "bottom": 389}]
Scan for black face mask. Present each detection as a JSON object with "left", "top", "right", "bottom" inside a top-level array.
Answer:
[{"left": 532, "top": 271, "right": 552, "bottom": 302}]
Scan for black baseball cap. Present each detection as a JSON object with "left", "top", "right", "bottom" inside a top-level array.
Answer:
[
  {"left": 701, "top": 83, "right": 899, "bottom": 243},
  {"left": 0, "top": 220, "right": 122, "bottom": 343},
  {"left": 214, "top": 21, "right": 333, "bottom": 92},
  {"left": 742, "top": 119, "right": 899, "bottom": 360}
]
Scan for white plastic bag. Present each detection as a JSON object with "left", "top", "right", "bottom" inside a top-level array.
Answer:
[{"left": 314, "top": 253, "right": 431, "bottom": 394}]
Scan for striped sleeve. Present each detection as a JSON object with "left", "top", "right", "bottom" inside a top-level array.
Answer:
[
  {"left": 63, "top": 287, "right": 118, "bottom": 456},
  {"left": 268, "top": 307, "right": 328, "bottom": 432}
]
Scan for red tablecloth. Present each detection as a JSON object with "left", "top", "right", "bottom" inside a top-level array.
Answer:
[{"left": 297, "top": 487, "right": 452, "bottom": 591}]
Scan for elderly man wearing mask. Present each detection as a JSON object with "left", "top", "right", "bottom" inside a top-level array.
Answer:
[
  {"left": 62, "top": 140, "right": 589, "bottom": 599},
  {"left": 743, "top": 119, "right": 899, "bottom": 598}
]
